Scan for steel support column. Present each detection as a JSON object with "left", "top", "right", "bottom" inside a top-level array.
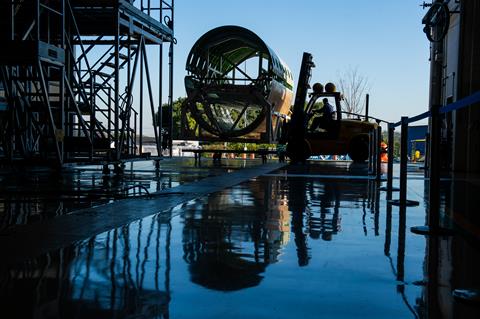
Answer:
[
  {"left": 389, "top": 117, "right": 419, "bottom": 206},
  {"left": 411, "top": 105, "right": 453, "bottom": 235},
  {"left": 140, "top": 40, "right": 144, "bottom": 155},
  {"left": 114, "top": 6, "right": 120, "bottom": 160},
  {"left": 379, "top": 124, "right": 400, "bottom": 196},
  {"left": 168, "top": 41, "right": 174, "bottom": 157},
  {"left": 376, "top": 125, "right": 382, "bottom": 181}
]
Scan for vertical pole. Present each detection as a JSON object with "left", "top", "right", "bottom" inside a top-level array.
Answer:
[
  {"left": 60, "top": 0, "right": 65, "bottom": 164},
  {"left": 158, "top": 0, "right": 164, "bottom": 156},
  {"left": 376, "top": 125, "right": 382, "bottom": 181},
  {"left": 370, "top": 131, "right": 377, "bottom": 175},
  {"left": 365, "top": 93, "right": 369, "bottom": 121},
  {"left": 428, "top": 105, "right": 441, "bottom": 230},
  {"left": 158, "top": 44, "right": 163, "bottom": 156},
  {"left": 134, "top": 112, "right": 137, "bottom": 155},
  {"left": 10, "top": 0, "right": 14, "bottom": 40},
  {"left": 10, "top": 0, "right": 17, "bottom": 159},
  {"left": 165, "top": 221, "right": 172, "bottom": 295},
  {"left": 140, "top": 44, "right": 143, "bottom": 155},
  {"left": 396, "top": 205, "right": 406, "bottom": 289},
  {"left": 399, "top": 116, "right": 409, "bottom": 204},
  {"left": 168, "top": 0, "right": 174, "bottom": 157},
  {"left": 114, "top": 7, "right": 120, "bottom": 160},
  {"left": 36, "top": 0, "right": 40, "bottom": 41},
  {"left": 387, "top": 124, "right": 395, "bottom": 199},
  {"left": 426, "top": 235, "right": 441, "bottom": 318},
  {"left": 411, "top": 105, "right": 447, "bottom": 233},
  {"left": 8, "top": 0, "right": 14, "bottom": 162},
  {"left": 90, "top": 69, "right": 94, "bottom": 161},
  {"left": 373, "top": 181, "right": 380, "bottom": 236},
  {"left": 368, "top": 131, "right": 373, "bottom": 173},
  {"left": 168, "top": 42, "right": 174, "bottom": 157},
  {"left": 373, "top": 130, "right": 378, "bottom": 175},
  {"left": 127, "top": 32, "right": 131, "bottom": 155},
  {"left": 424, "top": 132, "right": 430, "bottom": 177},
  {"left": 384, "top": 201, "right": 392, "bottom": 256}
]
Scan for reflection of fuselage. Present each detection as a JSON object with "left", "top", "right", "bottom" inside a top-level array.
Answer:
[
  {"left": 201, "top": 180, "right": 291, "bottom": 246},
  {"left": 181, "top": 180, "right": 290, "bottom": 291}
]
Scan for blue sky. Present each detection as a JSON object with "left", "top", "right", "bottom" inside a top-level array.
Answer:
[{"left": 157, "top": 0, "right": 430, "bottom": 129}]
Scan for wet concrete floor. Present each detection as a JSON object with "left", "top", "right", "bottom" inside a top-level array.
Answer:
[
  {"left": 0, "top": 159, "right": 479, "bottom": 318},
  {"left": 0, "top": 158, "right": 258, "bottom": 230}
]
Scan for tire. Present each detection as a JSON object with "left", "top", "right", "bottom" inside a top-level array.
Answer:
[
  {"left": 348, "top": 135, "right": 369, "bottom": 162},
  {"left": 287, "top": 139, "right": 311, "bottom": 163}
]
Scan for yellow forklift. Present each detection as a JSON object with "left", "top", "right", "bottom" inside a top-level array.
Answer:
[{"left": 285, "top": 53, "right": 378, "bottom": 163}]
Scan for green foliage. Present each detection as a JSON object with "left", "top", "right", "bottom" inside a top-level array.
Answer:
[
  {"left": 382, "top": 131, "right": 401, "bottom": 158},
  {"left": 154, "top": 97, "right": 197, "bottom": 138},
  {"left": 202, "top": 142, "right": 275, "bottom": 151}
]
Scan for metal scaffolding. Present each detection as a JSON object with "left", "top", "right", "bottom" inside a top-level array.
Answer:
[{"left": 0, "top": 0, "right": 175, "bottom": 167}]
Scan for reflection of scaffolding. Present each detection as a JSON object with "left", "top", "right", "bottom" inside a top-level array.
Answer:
[
  {"left": 0, "top": 214, "right": 172, "bottom": 318},
  {"left": 0, "top": 0, "right": 175, "bottom": 166},
  {"left": 0, "top": 163, "right": 177, "bottom": 230}
]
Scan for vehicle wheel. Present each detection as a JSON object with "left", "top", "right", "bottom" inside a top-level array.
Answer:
[
  {"left": 287, "top": 139, "right": 311, "bottom": 163},
  {"left": 348, "top": 135, "right": 369, "bottom": 162}
]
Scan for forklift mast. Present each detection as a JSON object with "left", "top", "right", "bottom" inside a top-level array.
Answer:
[
  {"left": 287, "top": 52, "right": 315, "bottom": 162},
  {"left": 292, "top": 52, "right": 315, "bottom": 122}
]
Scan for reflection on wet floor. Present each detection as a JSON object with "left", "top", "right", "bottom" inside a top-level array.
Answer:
[
  {"left": 0, "top": 158, "right": 259, "bottom": 230},
  {"left": 0, "top": 161, "right": 479, "bottom": 318},
  {"left": 0, "top": 215, "right": 174, "bottom": 318}
]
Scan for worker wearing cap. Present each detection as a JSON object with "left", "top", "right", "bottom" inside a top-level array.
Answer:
[{"left": 310, "top": 98, "right": 334, "bottom": 132}]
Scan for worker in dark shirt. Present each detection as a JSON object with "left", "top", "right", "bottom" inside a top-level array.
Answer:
[{"left": 310, "top": 98, "right": 334, "bottom": 132}]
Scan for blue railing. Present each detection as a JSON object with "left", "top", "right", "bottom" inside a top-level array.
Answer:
[
  {"left": 382, "top": 89, "right": 480, "bottom": 214},
  {"left": 391, "top": 90, "right": 480, "bottom": 128}
]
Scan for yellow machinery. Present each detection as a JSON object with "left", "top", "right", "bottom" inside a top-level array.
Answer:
[
  {"left": 286, "top": 53, "right": 377, "bottom": 162},
  {"left": 410, "top": 139, "right": 426, "bottom": 162}
]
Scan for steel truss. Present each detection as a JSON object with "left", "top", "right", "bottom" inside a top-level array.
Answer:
[{"left": 0, "top": 0, "right": 175, "bottom": 166}]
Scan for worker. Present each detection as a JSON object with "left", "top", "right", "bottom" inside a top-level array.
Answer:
[
  {"left": 310, "top": 98, "right": 334, "bottom": 132},
  {"left": 380, "top": 142, "right": 388, "bottom": 162},
  {"left": 414, "top": 150, "right": 421, "bottom": 162}
]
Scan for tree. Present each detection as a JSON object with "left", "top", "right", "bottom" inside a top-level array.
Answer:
[
  {"left": 337, "top": 67, "right": 370, "bottom": 117},
  {"left": 154, "top": 97, "right": 197, "bottom": 139},
  {"left": 382, "top": 131, "right": 401, "bottom": 158}
]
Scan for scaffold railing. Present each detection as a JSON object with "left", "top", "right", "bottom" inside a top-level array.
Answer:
[{"left": 0, "top": 0, "right": 175, "bottom": 167}]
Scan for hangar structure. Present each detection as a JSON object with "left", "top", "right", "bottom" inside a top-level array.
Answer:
[
  {"left": 0, "top": 0, "right": 175, "bottom": 166},
  {"left": 424, "top": 0, "right": 480, "bottom": 172}
]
